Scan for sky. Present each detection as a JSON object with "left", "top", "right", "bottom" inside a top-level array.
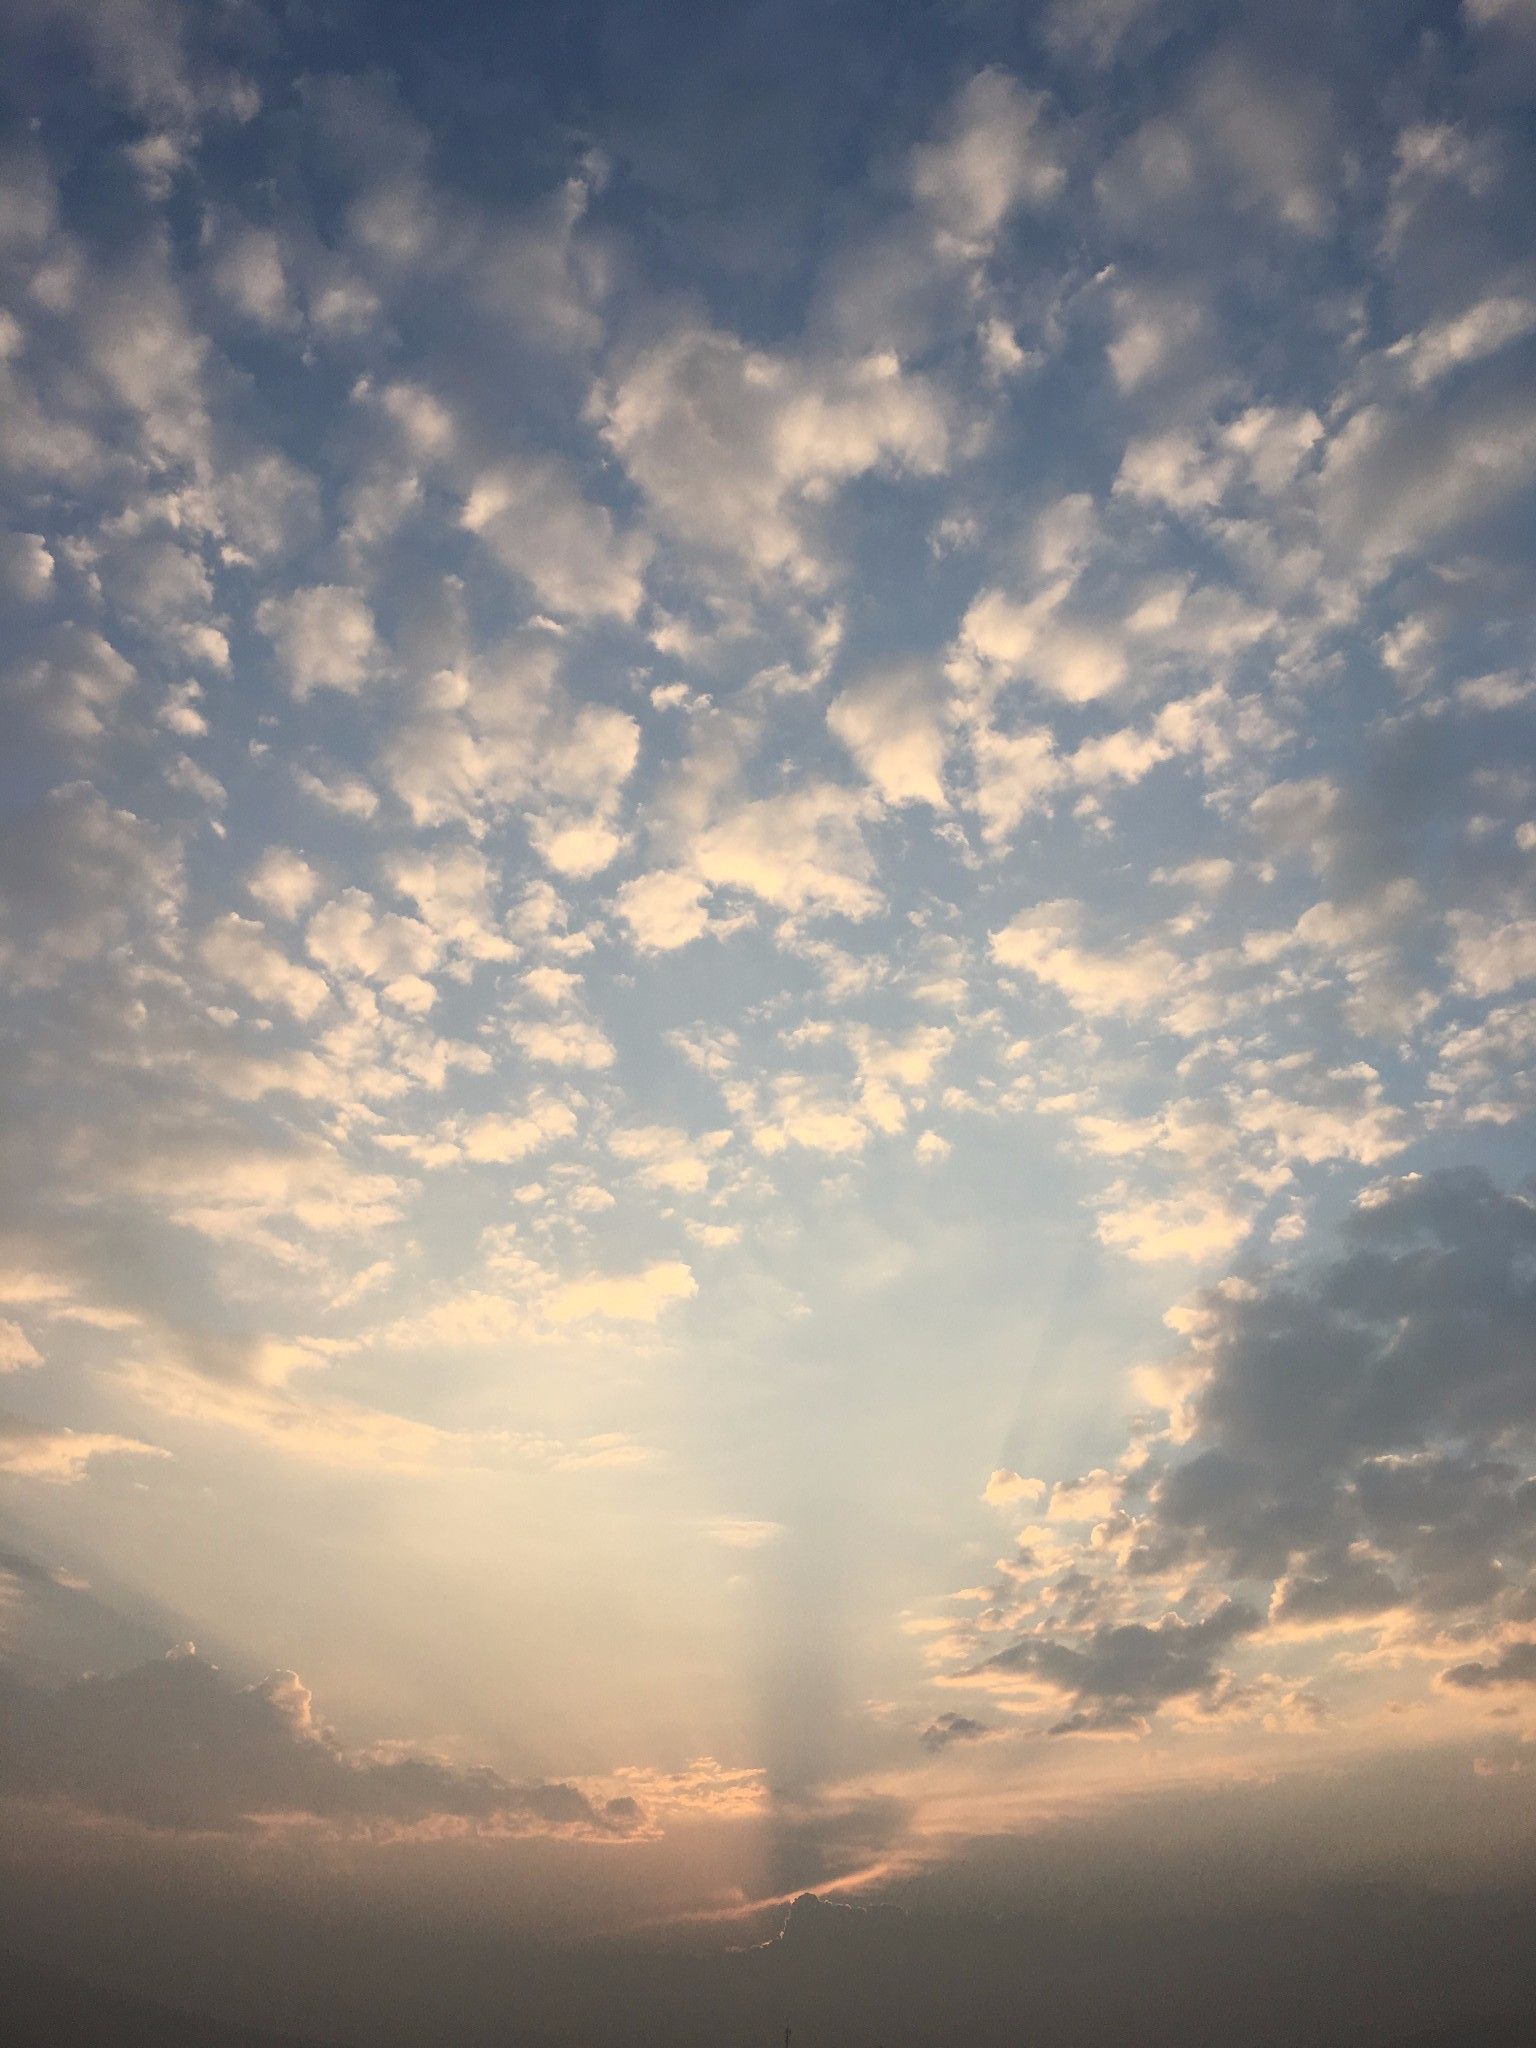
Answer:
[{"left": 2, "top": 0, "right": 1536, "bottom": 2036}]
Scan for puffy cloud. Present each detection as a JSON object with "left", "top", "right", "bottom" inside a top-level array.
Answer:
[
  {"left": 614, "top": 868, "right": 712, "bottom": 952},
  {"left": 461, "top": 456, "right": 650, "bottom": 621},
  {"left": 827, "top": 661, "right": 949, "bottom": 808},
  {"left": 5, "top": 624, "right": 138, "bottom": 741},
  {"left": 975, "top": 1601, "right": 1259, "bottom": 1735},
  {"left": 909, "top": 70, "right": 1064, "bottom": 253},
  {"left": 0, "top": 784, "right": 181, "bottom": 986},
  {"left": 209, "top": 225, "right": 294, "bottom": 328},
  {"left": 940, "top": 1171, "right": 1536, "bottom": 1733},
  {"left": 200, "top": 913, "right": 330, "bottom": 1020},
  {"left": 294, "top": 766, "right": 380, "bottom": 819},
  {"left": 378, "top": 650, "right": 637, "bottom": 855},
  {"left": 954, "top": 586, "right": 1127, "bottom": 703},
  {"left": 246, "top": 847, "right": 318, "bottom": 921},
  {"left": 1094, "top": 1186, "right": 1251, "bottom": 1263},
  {"left": 1442, "top": 1641, "right": 1536, "bottom": 1691},
  {"left": 509, "top": 1012, "right": 615, "bottom": 1070},
  {"left": 306, "top": 889, "right": 441, "bottom": 999},
  {"left": 595, "top": 325, "right": 948, "bottom": 586},
  {"left": 990, "top": 901, "right": 1181, "bottom": 1018},
  {"left": 0, "top": 1320, "right": 42, "bottom": 1373},
  {"left": 0, "top": 530, "right": 55, "bottom": 603},
  {"left": 608, "top": 1124, "right": 729, "bottom": 1194},
  {"left": 695, "top": 784, "right": 881, "bottom": 919},
  {"left": 383, "top": 845, "right": 519, "bottom": 964},
  {"left": 1171, "top": 1182, "right": 1527, "bottom": 1600},
  {"left": 255, "top": 586, "right": 377, "bottom": 697},
  {"left": 983, "top": 1468, "right": 1046, "bottom": 1508},
  {"left": 1448, "top": 913, "right": 1536, "bottom": 998},
  {"left": 459, "top": 1093, "right": 577, "bottom": 1163}
]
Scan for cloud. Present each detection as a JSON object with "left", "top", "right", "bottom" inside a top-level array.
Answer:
[
  {"left": 246, "top": 848, "right": 318, "bottom": 921},
  {"left": 976, "top": 1600, "right": 1259, "bottom": 1735},
  {"left": 1388, "top": 295, "right": 1536, "bottom": 390},
  {"left": 919, "top": 1712, "right": 992, "bottom": 1752},
  {"left": 1317, "top": 384, "right": 1536, "bottom": 570},
  {"left": 695, "top": 784, "right": 881, "bottom": 919},
  {"left": 0, "top": 1321, "right": 43, "bottom": 1373},
  {"left": 937, "top": 1171, "right": 1536, "bottom": 1732},
  {"left": 377, "top": 647, "right": 637, "bottom": 854},
  {"left": 306, "top": 889, "right": 441, "bottom": 1002},
  {"left": 255, "top": 586, "right": 377, "bottom": 697},
  {"left": 909, "top": 70, "right": 1064, "bottom": 254},
  {"left": 545, "top": 1260, "right": 696, "bottom": 1326},
  {"left": 115, "top": 1362, "right": 488, "bottom": 1473},
  {"left": 459, "top": 1093, "right": 577, "bottom": 1164},
  {"left": 594, "top": 324, "right": 947, "bottom": 587},
  {"left": 200, "top": 913, "right": 331, "bottom": 1020},
  {"left": 608, "top": 1124, "right": 728, "bottom": 1194},
  {"left": 827, "top": 661, "right": 949, "bottom": 809},
  {"left": 0, "top": 1649, "right": 642, "bottom": 1837},
  {"left": 990, "top": 901, "right": 1181, "bottom": 1018},
  {"left": 0, "top": 784, "right": 181, "bottom": 986},
  {"left": 1442, "top": 1640, "right": 1536, "bottom": 1691},
  {"left": 614, "top": 868, "right": 712, "bottom": 952},
  {"left": 983, "top": 1469, "right": 1047, "bottom": 1508},
  {"left": 5, "top": 624, "right": 137, "bottom": 740},
  {"left": 461, "top": 455, "right": 650, "bottom": 621},
  {"left": 0, "top": 1412, "right": 166, "bottom": 1483}
]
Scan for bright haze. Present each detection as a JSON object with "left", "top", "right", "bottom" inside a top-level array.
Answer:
[{"left": 2, "top": 0, "right": 1536, "bottom": 2043}]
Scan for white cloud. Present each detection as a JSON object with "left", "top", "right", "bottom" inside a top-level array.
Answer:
[
  {"left": 1388, "top": 295, "right": 1536, "bottom": 390},
  {"left": 544, "top": 1259, "right": 697, "bottom": 1325},
  {"left": 614, "top": 868, "right": 712, "bottom": 952},
  {"left": 608, "top": 1124, "right": 729, "bottom": 1193},
  {"left": 210, "top": 226, "right": 293, "bottom": 328},
  {"left": 247, "top": 847, "right": 318, "bottom": 921},
  {"left": 595, "top": 325, "right": 948, "bottom": 586},
  {"left": 983, "top": 1468, "right": 1045, "bottom": 1507},
  {"left": 306, "top": 889, "right": 440, "bottom": 994},
  {"left": 827, "top": 661, "right": 949, "bottom": 808},
  {"left": 200, "top": 913, "right": 331, "bottom": 1020},
  {"left": 991, "top": 901, "right": 1181, "bottom": 1018},
  {"left": 695, "top": 784, "right": 880, "bottom": 918},
  {"left": 461, "top": 455, "right": 650, "bottom": 621},
  {"left": 460, "top": 1094, "right": 578, "bottom": 1163},
  {"left": 256, "top": 586, "right": 377, "bottom": 697},
  {"left": 509, "top": 1013, "right": 616, "bottom": 1070},
  {"left": 910, "top": 70, "right": 1064, "bottom": 253}
]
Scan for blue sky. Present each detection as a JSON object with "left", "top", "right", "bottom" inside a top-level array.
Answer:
[{"left": 2, "top": 0, "right": 1536, "bottom": 1933}]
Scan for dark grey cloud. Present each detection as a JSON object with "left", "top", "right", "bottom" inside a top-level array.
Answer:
[
  {"left": 1442, "top": 1639, "right": 1536, "bottom": 1691},
  {"left": 1136, "top": 1172, "right": 1536, "bottom": 1609},
  {"left": 977, "top": 1598, "right": 1258, "bottom": 1734},
  {"left": 0, "top": 1649, "right": 641, "bottom": 1836},
  {"left": 919, "top": 1711, "right": 991, "bottom": 1752},
  {"left": 968, "top": 1170, "right": 1536, "bottom": 1728}
]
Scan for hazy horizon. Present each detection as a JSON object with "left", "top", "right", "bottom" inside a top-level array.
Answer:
[{"left": 2, "top": 0, "right": 1535, "bottom": 2039}]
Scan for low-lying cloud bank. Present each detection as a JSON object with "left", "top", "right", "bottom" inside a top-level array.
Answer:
[{"left": 0, "top": 1647, "right": 642, "bottom": 1837}]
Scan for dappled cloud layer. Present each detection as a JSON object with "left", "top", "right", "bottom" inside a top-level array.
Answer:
[{"left": 1, "top": 0, "right": 1536, "bottom": 1919}]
